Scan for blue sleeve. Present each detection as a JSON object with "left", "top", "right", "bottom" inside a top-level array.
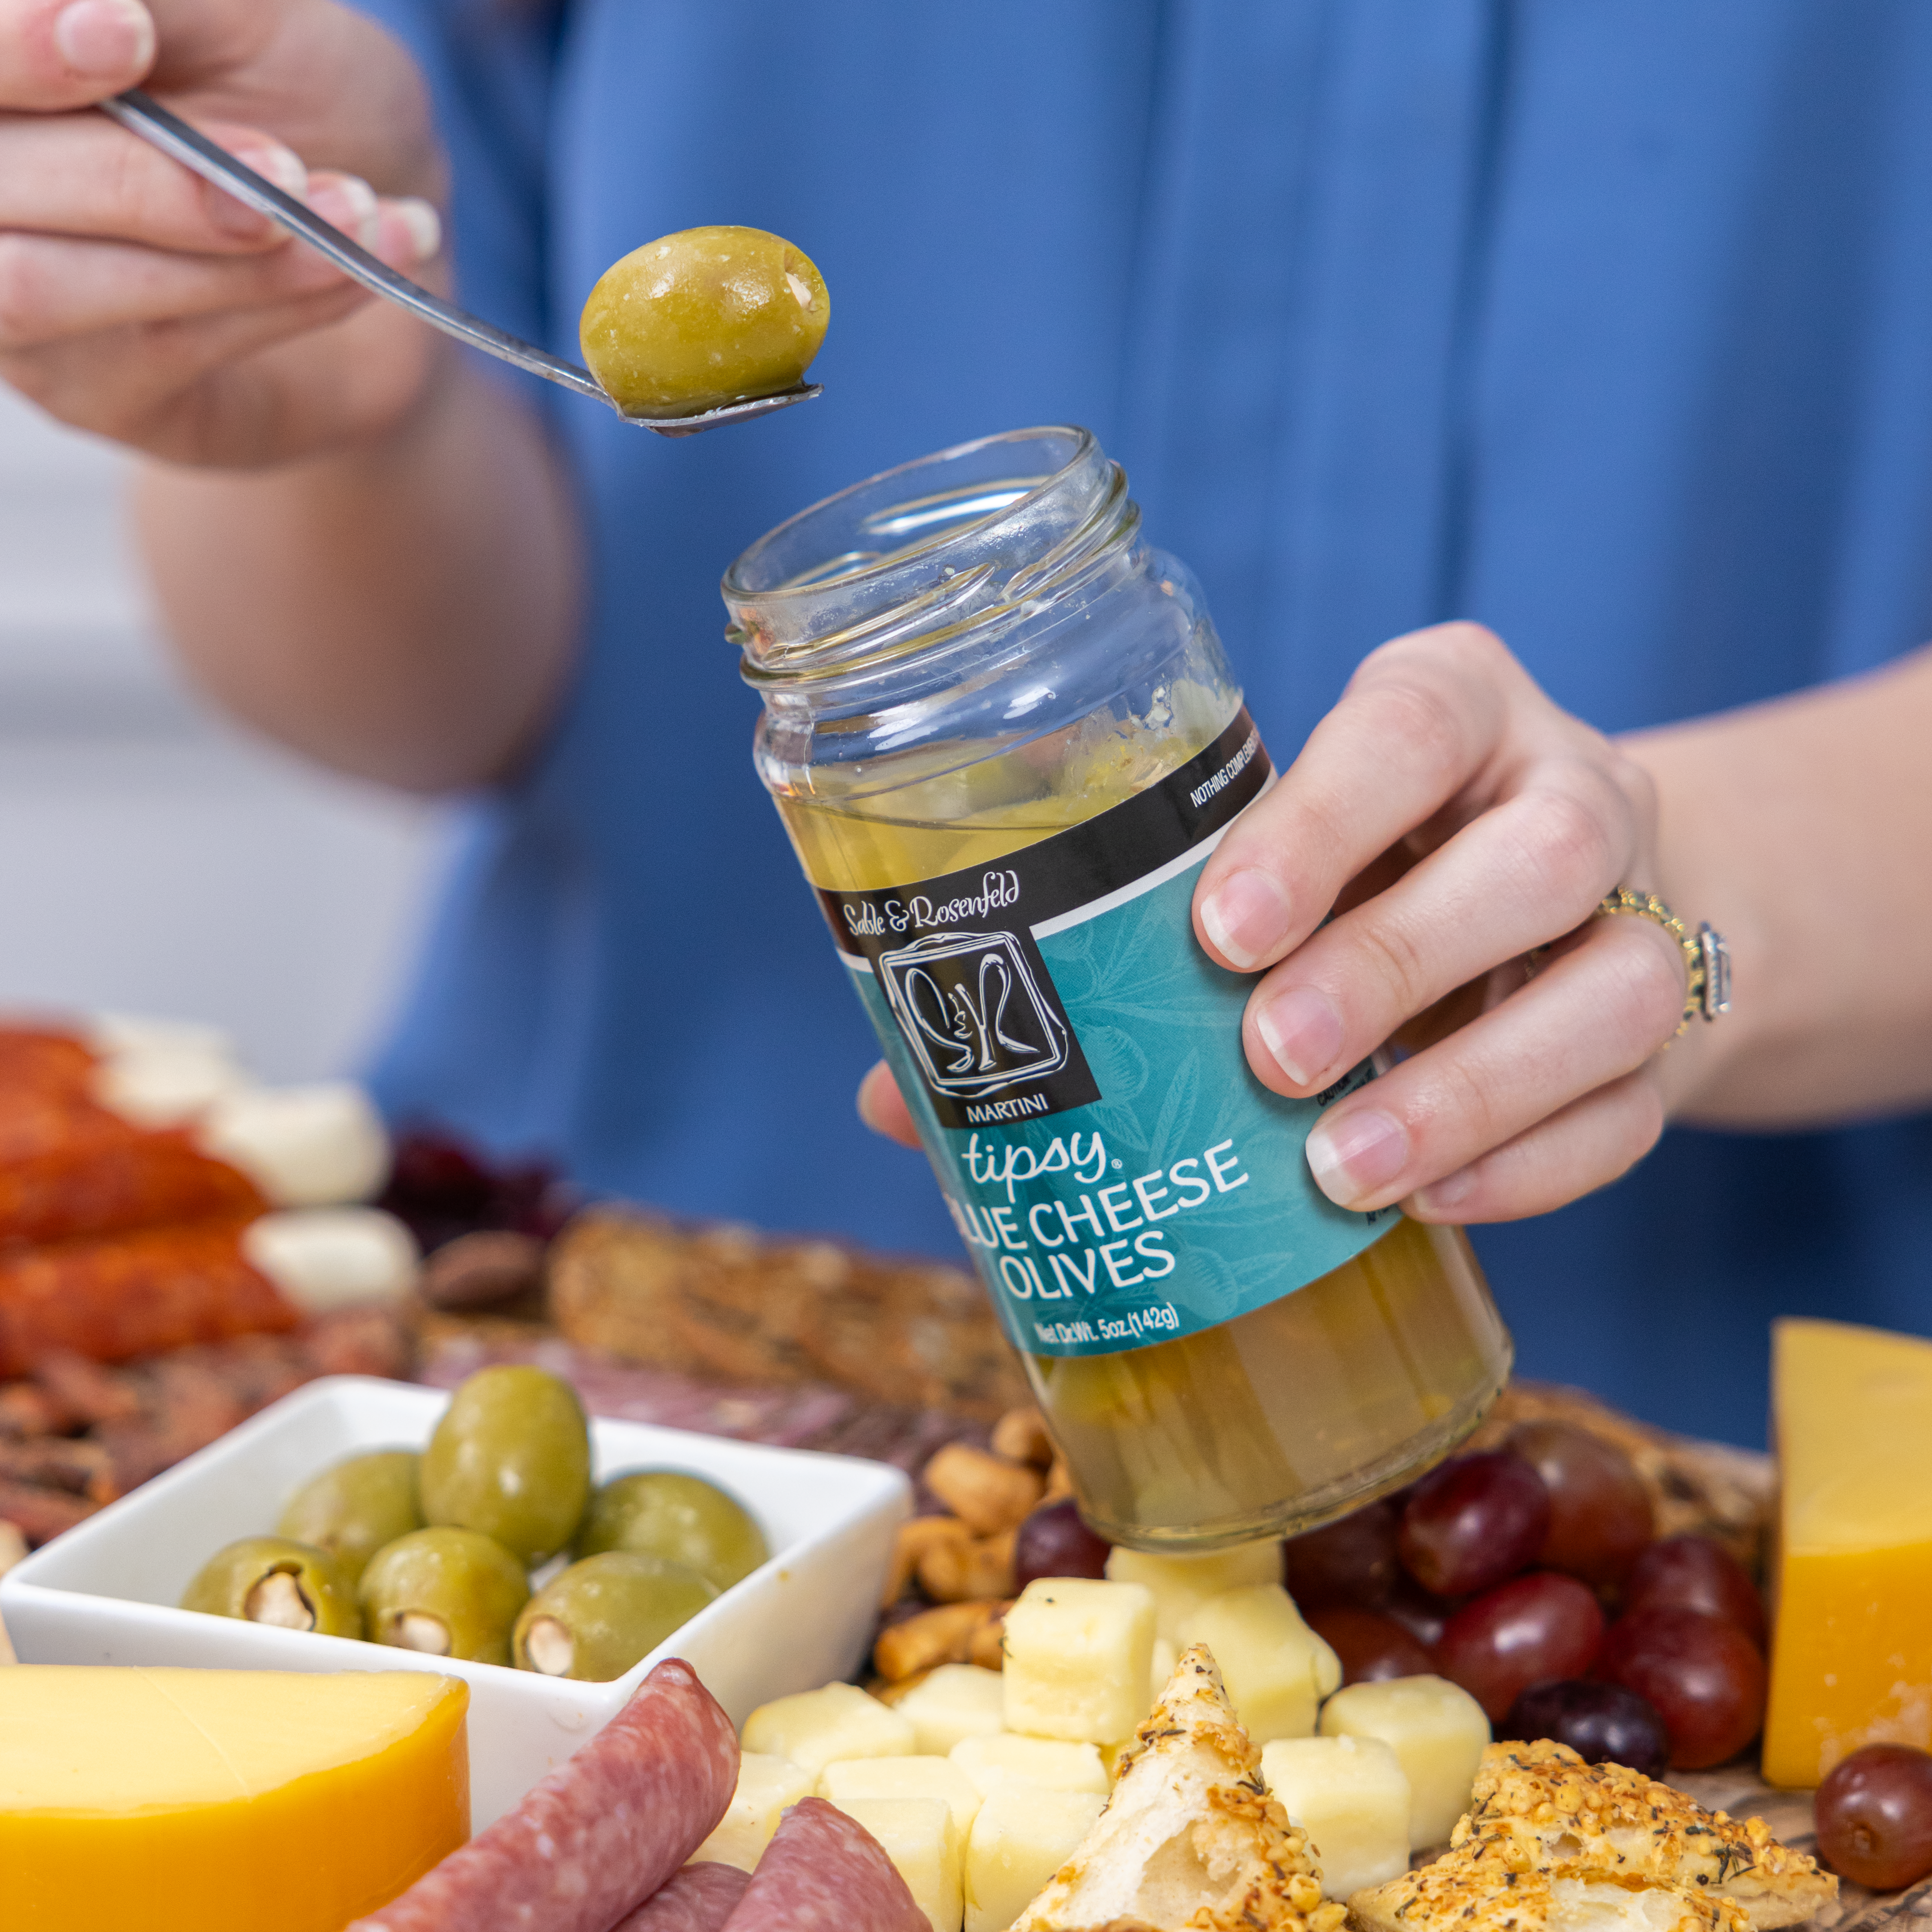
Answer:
[{"left": 343, "top": 0, "right": 563, "bottom": 368}]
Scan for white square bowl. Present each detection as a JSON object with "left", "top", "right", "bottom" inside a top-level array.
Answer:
[{"left": 0, "top": 1376, "right": 910, "bottom": 1826}]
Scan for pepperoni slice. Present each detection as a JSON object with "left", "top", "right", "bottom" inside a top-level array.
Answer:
[
  {"left": 349, "top": 1658, "right": 739, "bottom": 1932},
  {"left": 720, "top": 1797, "right": 925, "bottom": 1932},
  {"left": 612, "top": 1863, "right": 750, "bottom": 1932}
]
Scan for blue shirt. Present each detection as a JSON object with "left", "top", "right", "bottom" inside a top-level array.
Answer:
[{"left": 355, "top": 0, "right": 1932, "bottom": 1449}]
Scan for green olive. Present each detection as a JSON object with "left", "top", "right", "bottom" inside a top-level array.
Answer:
[
  {"left": 578, "top": 226, "right": 829, "bottom": 420},
  {"left": 276, "top": 1449, "right": 422, "bottom": 1587},
  {"left": 358, "top": 1526, "right": 529, "bottom": 1666},
  {"left": 181, "top": 1535, "right": 362, "bottom": 1639},
  {"left": 513, "top": 1552, "right": 716, "bottom": 1682},
  {"left": 419, "top": 1365, "right": 592, "bottom": 1565},
  {"left": 575, "top": 1470, "right": 768, "bottom": 1591}
]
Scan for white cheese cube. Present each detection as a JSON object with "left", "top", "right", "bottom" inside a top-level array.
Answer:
[
  {"left": 1319, "top": 1674, "right": 1490, "bottom": 1849},
  {"left": 964, "top": 1783, "right": 1107, "bottom": 1932},
  {"left": 741, "top": 1681, "right": 917, "bottom": 1776},
  {"left": 896, "top": 1665, "right": 1009, "bottom": 1757},
  {"left": 1261, "top": 1733, "right": 1412, "bottom": 1900},
  {"left": 1149, "top": 1635, "right": 1178, "bottom": 1701},
  {"left": 1105, "top": 1539, "right": 1284, "bottom": 1641},
  {"left": 821, "top": 1755, "right": 982, "bottom": 1842},
  {"left": 950, "top": 1733, "right": 1109, "bottom": 1797},
  {"left": 1174, "top": 1583, "right": 1341, "bottom": 1743},
  {"left": 690, "top": 1752, "right": 816, "bottom": 1871},
  {"left": 1002, "top": 1577, "right": 1156, "bottom": 1743},
  {"left": 838, "top": 1796, "right": 961, "bottom": 1932}
]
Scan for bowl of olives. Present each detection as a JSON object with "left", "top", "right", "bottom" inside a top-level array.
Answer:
[{"left": 0, "top": 1371, "right": 910, "bottom": 1829}]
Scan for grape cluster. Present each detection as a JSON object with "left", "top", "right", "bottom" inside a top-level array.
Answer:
[{"left": 1285, "top": 1420, "right": 1770, "bottom": 1773}]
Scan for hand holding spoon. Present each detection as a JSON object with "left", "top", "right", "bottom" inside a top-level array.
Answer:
[{"left": 99, "top": 90, "right": 825, "bottom": 437}]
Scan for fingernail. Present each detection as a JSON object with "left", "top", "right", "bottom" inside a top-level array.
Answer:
[
  {"left": 1254, "top": 984, "right": 1343, "bottom": 1087},
  {"left": 232, "top": 142, "right": 308, "bottom": 199},
  {"left": 54, "top": 0, "right": 153, "bottom": 77},
  {"left": 390, "top": 197, "right": 442, "bottom": 263},
  {"left": 1414, "top": 1167, "right": 1476, "bottom": 1216},
  {"left": 1306, "top": 1108, "right": 1407, "bottom": 1207},
  {"left": 308, "top": 174, "right": 380, "bottom": 249},
  {"left": 1200, "top": 868, "right": 1293, "bottom": 970}
]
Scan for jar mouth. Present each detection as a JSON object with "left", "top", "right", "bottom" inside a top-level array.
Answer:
[{"left": 724, "top": 426, "right": 1134, "bottom": 686}]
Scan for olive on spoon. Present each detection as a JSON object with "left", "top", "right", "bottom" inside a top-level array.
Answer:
[{"left": 97, "top": 90, "right": 826, "bottom": 436}]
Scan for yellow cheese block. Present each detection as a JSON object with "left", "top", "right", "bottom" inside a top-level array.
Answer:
[
  {"left": 0, "top": 1666, "right": 469, "bottom": 1932},
  {"left": 1763, "top": 1318, "right": 1932, "bottom": 1787}
]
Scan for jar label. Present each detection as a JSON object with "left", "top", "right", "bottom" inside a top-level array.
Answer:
[{"left": 817, "top": 709, "right": 1397, "bottom": 1358}]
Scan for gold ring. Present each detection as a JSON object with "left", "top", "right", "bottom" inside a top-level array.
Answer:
[{"left": 1595, "top": 886, "right": 1731, "bottom": 1036}]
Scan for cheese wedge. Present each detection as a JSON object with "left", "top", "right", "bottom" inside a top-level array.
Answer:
[
  {"left": 1763, "top": 1317, "right": 1932, "bottom": 1786},
  {"left": 0, "top": 1667, "right": 468, "bottom": 1932}
]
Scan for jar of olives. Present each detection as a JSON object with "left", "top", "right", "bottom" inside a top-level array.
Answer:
[{"left": 728, "top": 426, "right": 1513, "bottom": 1550}]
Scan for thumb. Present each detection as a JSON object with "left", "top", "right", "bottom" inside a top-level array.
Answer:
[{"left": 0, "top": 0, "right": 155, "bottom": 109}]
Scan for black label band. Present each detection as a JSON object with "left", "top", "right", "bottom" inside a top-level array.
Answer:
[{"left": 815, "top": 710, "right": 1271, "bottom": 1130}]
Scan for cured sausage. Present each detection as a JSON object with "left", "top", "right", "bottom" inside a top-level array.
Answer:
[
  {"left": 0, "top": 1130, "right": 264, "bottom": 1247},
  {"left": 348, "top": 1658, "right": 739, "bottom": 1932},
  {"left": 719, "top": 1797, "right": 926, "bottom": 1932},
  {"left": 610, "top": 1863, "right": 750, "bottom": 1932},
  {"left": 0, "top": 1218, "right": 297, "bottom": 1376}
]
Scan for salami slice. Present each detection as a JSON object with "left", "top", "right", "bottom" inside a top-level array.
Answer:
[
  {"left": 611, "top": 1862, "right": 750, "bottom": 1932},
  {"left": 348, "top": 1659, "right": 739, "bottom": 1932},
  {"left": 719, "top": 1798, "right": 926, "bottom": 1932}
]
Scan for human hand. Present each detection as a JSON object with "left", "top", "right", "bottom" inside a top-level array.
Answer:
[
  {"left": 0, "top": 0, "right": 447, "bottom": 464},
  {"left": 857, "top": 623, "right": 1692, "bottom": 1225}
]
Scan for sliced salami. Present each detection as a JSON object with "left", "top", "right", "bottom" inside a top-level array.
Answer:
[
  {"left": 610, "top": 1862, "right": 751, "bottom": 1932},
  {"left": 720, "top": 1797, "right": 925, "bottom": 1932},
  {"left": 349, "top": 1659, "right": 738, "bottom": 1932}
]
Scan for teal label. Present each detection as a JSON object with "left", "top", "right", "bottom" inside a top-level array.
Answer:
[{"left": 819, "top": 712, "right": 1395, "bottom": 1357}]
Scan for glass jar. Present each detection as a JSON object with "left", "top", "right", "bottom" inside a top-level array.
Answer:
[{"left": 726, "top": 426, "right": 1511, "bottom": 1549}]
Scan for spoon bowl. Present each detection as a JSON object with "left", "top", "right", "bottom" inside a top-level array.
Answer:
[{"left": 99, "top": 90, "right": 822, "bottom": 437}]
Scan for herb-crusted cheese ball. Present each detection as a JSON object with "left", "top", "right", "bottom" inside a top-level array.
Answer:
[{"left": 580, "top": 225, "right": 829, "bottom": 418}]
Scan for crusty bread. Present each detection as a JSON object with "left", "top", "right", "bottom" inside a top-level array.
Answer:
[
  {"left": 1348, "top": 1743, "right": 1833, "bottom": 1932},
  {"left": 1013, "top": 1643, "right": 1348, "bottom": 1932}
]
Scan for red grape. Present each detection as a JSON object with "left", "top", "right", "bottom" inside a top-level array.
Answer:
[
  {"left": 1436, "top": 1572, "right": 1605, "bottom": 1720},
  {"left": 1598, "top": 1606, "right": 1766, "bottom": 1769},
  {"left": 1013, "top": 1499, "right": 1111, "bottom": 1590},
  {"left": 1382, "top": 1573, "right": 1456, "bottom": 1650},
  {"left": 1399, "top": 1451, "right": 1551, "bottom": 1597},
  {"left": 1308, "top": 1606, "right": 1435, "bottom": 1685},
  {"left": 1501, "top": 1679, "right": 1670, "bottom": 1778},
  {"left": 1285, "top": 1498, "right": 1402, "bottom": 1609},
  {"left": 1621, "top": 1535, "right": 1766, "bottom": 1649},
  {"left": 1816, "top": 1744, "right": 1932, "bottom": 1892},
  {"left": 1506, "top": 1421, "right": 1654, "bottom": 1588}
]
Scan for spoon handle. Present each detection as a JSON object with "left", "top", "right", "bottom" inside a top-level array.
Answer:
[{"left": 99, "top": 88, "right": 609, "bottom": 404}]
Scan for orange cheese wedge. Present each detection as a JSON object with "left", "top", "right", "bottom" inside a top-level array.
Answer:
[
  {"left": 0, "top": 1666, "right": 468, "bottom": 1931},
  {"left": 1762, "top": 1317, "right": 1932, "bottom": 1787}
]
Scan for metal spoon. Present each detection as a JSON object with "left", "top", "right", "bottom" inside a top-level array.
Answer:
[{"left": 98, "top": 88, "right": 822, "bottom": 438}]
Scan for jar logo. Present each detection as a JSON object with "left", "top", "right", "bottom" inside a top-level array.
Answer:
[{"left": 879, "top": 931, "right": 1069, "bottom": 1099}]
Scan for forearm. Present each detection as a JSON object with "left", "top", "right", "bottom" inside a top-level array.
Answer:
[
  {"left": 134, "top": 317, "right": 582, "bottom": 794},
  {"left": 1632, "top": 641, "right": 1932, "bottom": 1128}
]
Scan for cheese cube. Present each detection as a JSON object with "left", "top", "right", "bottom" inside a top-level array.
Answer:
[
  {"left": 1002, "top": 1577, "right": 1156, "bottom": 1743},
  {"left": 691, "top": 1752, "right": 817, "bottom": 1871},
  {"left": 741, "top": 1681, "right": 916, "bottom": 1776},
  {"left": 821, "top": 1756, "right": 982, "bottom": 1842},
  {"left": 896, "top": 1665, "right": 1009, "bottom": 1757},
  {"left": 950, "top": 1733, "right": 1110, "bottom": 1797},
  {"left": 1105, "top": 1538, "right": 1284, "bottom": 1641},
  {"left": 1149, "top": 1635, "right": 1178, "bottom": 1701},
  {"left": 1261, "top": 1734, "right": 1411, "bottom": 1900},
  {"left": 1175, "top": 1584, "right": 1341, "bottom": 1743},
  {"left": 837, "top": 1797, "right": 961, "bottom": 1932},
  {"left": 1319, "top": 1675, "right": 1489, "bottom": 1848},
  {"left": 964, "top": 1783, "right": 1107, "bottom": 1932},
  {"left": 1763, "top": 1317, "right": 1932, "bottom": 1786}
]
